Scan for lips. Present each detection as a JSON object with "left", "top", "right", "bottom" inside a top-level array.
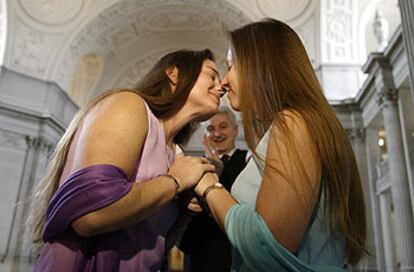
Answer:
[
  {"left": 208, "top": 89, "right": 223, "bottom": 105},
  {"left": 222, "top": 86, "right": 230, "bottom": 96},
  {"left": 213, "top": 135, "right": 226, "bottom": 142}
]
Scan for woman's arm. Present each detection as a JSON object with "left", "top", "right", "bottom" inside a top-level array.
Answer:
[
  {"left": 256, "top": 111, "right": 321, "bottom": 252},
  {"left": 194, "top": 173, "right": 236, "bottom": 229},
  {"left": 67, "top": 92, "right": 213, "bottom": 237}
]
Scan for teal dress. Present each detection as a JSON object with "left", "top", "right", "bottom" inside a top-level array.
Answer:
[{"left": 225, "top": 130, "right": 347, "bottom": 272}]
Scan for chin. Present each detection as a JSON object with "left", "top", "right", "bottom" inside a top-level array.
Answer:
[
  {"left": 196, "top": 108, "right": 218, "bottom": 122},
  {"left": 227, "top": 95, "right": 240, "bottom": 111},
  {"left": 229, "top": 101, "right": 240, "bottom": 112}
]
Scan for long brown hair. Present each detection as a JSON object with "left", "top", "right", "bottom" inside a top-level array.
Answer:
[
  {"left": 229, "top": 19, "right": 366, "bottom": 265},
  {"left": 27, "top": 49, "right": 215, "bottom": 249}
]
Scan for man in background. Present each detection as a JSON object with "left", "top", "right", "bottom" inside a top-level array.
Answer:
[{"left": 179, "top": 106, "right": 249, "bottom": 272}]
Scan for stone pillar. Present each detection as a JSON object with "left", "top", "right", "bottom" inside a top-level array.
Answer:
[
  {"left": 347, "top": 126, "right": 379, "bottom": 270},
  {"left": 378, "top": 87, "right": 414, "bottom": 271},
  {"left": 1, "top": 135, "right": 53, "bottom": 271},
  {"left": 399, "top": 0, "right": 414, "bottom": 103},
  {"left": 379, "top": 192, "right": 397, "bottom": 272},
  {"left": 365, "top": 128, "right": 387, "bottom": 271}
]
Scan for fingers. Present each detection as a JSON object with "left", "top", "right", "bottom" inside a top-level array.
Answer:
[
  {"left": 202, "top": 163, "right": 216, "bottom": 173},
  {"left": 168, "top": 156, "right": 216, "bottom": 191},
  {"left": 203, "top": 137, "right": 215, "bottom": 158},
  {"left": 187, "top": 203, "right": 203, "bottom": 213},
  {"left": 200, "top": 157, "right": 209, "bottom": 164},
  {"left": 187, "top": 197, "right": 202, "bottom": 213}
]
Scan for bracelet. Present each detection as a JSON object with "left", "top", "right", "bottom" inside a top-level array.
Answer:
[
  {"left": 199, "top": 182, "right": 224, "bottom": 216},
  {"left": 164, "top": 174, "right": 181, "bottom": 199}
]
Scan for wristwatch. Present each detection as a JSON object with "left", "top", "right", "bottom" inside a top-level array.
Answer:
[
  {"left": 199, "top": 182, "right": 224, "bottom": 215},
  {"left": 202, "top": 182, "right": 224, "bottom": 200}
]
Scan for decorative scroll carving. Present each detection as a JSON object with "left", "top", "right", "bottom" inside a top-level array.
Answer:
[
  {"left": 377, "top": 88, "right": 398, "bottom": 106},
  {"left": 346, "top": 127, "right": 367, "bottom": 142},
  {"left": 323, "top": 0, "right": 356, "bottom": 63},
  {"left": 13, "top": 22, "right": 46, "bottom": 73},
  {"left": 255, "top": 0, "right": 311, "bottom": 21},
  {"left": 0, "top": 129, "right": 28, "bottom": 150},
  {"left": 56, "top": 0, "right": 251, "bottom": 90},
  {"left": 19, "top": 0, "right": 84, "bottom": 25}
]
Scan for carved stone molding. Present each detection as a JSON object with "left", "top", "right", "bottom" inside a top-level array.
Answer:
[
  {"left": 377, "top": 88, "right": 398, "bottom": 106},
  {"left": 0, "top": 129, "right": 55, "bottom": 155},
  {"left": 12, "top": 21, "right": 46, "bottom": 74},
  {"left": 115, "top": 54, "right": 160, "bottom": 88},
  {"left": 346, "top": 127, "right": 367, "bottom": 142},
  {"left": 54, "top": 0, "right": 251, "bottom": 90},
  {"left": 0, "top": 129, "right": 28, "bottom": 150},
  {"left": 25, "top": 135, "right": 55, "bottom": 156},
  {"left": 146, "top": 11, "right": 215, "bottom": 33},
  {"left": 255, "top": 0, "right": 311, "bottom": 22},
  {"left": 322, "top": 0, "right": 357, "bottom": 63},
  {"left": 19, "top": 0, "right": 84, "bottom": 25}
]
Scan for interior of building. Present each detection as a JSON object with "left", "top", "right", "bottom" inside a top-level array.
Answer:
[{"left": 0, "top": 0, "right": 413, "bottom": 271}]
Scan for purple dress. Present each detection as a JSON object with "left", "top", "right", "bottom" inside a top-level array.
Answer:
[{"left": 34, "top": 102, "right": 179, "bottom": 272}]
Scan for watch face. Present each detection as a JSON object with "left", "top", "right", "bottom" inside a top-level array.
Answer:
[{"left": 215, "top": 183, "right": 224, "bottom": 188}]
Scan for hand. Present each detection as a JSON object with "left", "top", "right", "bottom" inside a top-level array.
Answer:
[
  {"left": 177, "top": 191, "right": 202, "bottom": 215},
  {"left": 168, "top": 156, "right": 215, "bottom": 191},
  {"left": 208, "top": 158, "right": 224, "bottom": 176},
  {"left": 187, "top": 197, "right": 202, "bottom": 213},
  {"left": 194, "top": 172, "right": 219, "bottom": 197},
  {"left": 203, "top": 135, "right": 224, "bottom": 176}
]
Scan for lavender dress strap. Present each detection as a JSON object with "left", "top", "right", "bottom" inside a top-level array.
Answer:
[{"left": 43, "top": 164, "right": 133, "bottom": 241}]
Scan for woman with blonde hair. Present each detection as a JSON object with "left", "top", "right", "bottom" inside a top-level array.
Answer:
[
  {"left": 29, "top": 49, "right": 224, "bottom": 271},
  {"left": 194, "top": 19, "right": 367, "bottom": 271}
]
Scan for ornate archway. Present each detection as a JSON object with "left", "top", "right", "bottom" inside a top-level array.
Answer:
[{"left": 50, "top": 0, "right": 252, "bottom": 97}]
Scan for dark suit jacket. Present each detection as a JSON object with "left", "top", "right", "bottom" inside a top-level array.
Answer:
[{"left": 179, "top": 149, "right": 248, "bottom": 272}]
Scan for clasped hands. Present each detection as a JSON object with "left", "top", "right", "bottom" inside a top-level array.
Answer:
[
  {"left": 167, "top": 135, "right": 224, "bottom": 215},
  {"left": 177, "top": 164, "right": 220, "bottom": 216}
]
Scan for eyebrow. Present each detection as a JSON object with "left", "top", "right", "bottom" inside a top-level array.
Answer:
[{"left": 205, "top": 65, "right": 220, "bottom": 78}]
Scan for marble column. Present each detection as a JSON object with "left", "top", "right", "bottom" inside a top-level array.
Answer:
[
  {"left": 1, "top": 135, "right": 53, "bottom": 271},
  {"left": 365, "top": 128, "right": 387, "bottom": 271},
  {"left": 379, "top": 192, "right": 396, "bottom": 272},
  {"left": 399, "top": 0, "right": 414, "bottom": 103},
  {"left": 347, "top": 126, "right": 380, "bottom": 270},
  {"left": 379, "top": 87, "right": 414, "bottom": 271}
]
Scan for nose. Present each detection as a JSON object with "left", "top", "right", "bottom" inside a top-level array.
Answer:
[
  {"left": 213, "top": 129, "right": 221, "bottom": 137},
  {"left": 221, "top": 73, "right": 228, "bottom": 86},
  {"left": 221, "top": 74, "right": 230, "bottom": 93},
  {"left": 212, "top": 80, "right": 226, "bottom": 97}
]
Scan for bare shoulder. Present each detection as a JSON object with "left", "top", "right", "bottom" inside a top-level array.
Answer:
[
  {"left": 270, "top": 109, "right": 309, "bottom": 139},
  {"left": 94, "top": 91, "right": 147, "bottom": 116},
  {"left": 72, "top": 91, "right": 149, "bottom": 178}
]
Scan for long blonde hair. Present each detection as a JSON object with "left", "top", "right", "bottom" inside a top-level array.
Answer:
[
  {"left": 27, "top": 49, "right": 215, "bottom": 248},
  {"left": 229, "top": 19, "right": 366, "bottom": 265}
]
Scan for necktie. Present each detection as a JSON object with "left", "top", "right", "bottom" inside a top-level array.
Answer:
[{"left": 221, "top": 154, "right": 230, "bottom": 162}]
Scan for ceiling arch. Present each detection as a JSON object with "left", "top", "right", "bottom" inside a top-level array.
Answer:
[
  {"left": 49, "top": 0, "right": 251, "bottom": 93},
  {"left": 2, "top": 0, "right": 399, "bottom": 101}
]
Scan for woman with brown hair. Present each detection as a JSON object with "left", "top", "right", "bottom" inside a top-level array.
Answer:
[
  {"left": 28, "top": 49, "right": 224, "bottom": 271},
  {"left": 194, "top": 19, "right": 367, "bottom": 271}
]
